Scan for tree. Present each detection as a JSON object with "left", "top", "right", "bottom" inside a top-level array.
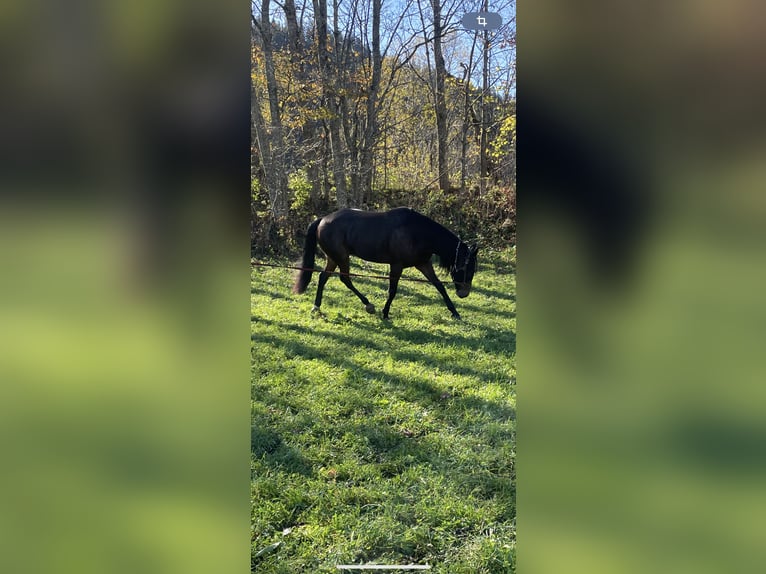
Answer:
[
  {"left": 359, "top": 0, "right": 382, "bottom": 199},
  {"left": 479, "top": 0, "right": 490, "bottom": 196},
  {"left": 431, "top": 0, "right": 450, "bottom": 192},
  {"left": 313, "top": 0, "right": 348, "bottom": 207},
  {"left": 460, "top": 32, "right": 479, "bottom": 192},
  {"left": 250, "top": 0, "right": 517, "bottom": 254},
  {"left": 252, "top": 2, "right": 288, "bottom": 218}
]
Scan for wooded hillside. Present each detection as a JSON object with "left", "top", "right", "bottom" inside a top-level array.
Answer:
[{"left": 251, "top": 0, "right": 515, "bottom": 255}]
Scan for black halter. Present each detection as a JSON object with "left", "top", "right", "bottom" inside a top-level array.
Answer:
[{"left": 451, "top": 239, "right": 464, "bottom": 273}]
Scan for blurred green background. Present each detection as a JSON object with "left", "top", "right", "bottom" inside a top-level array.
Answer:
[
  {"left": 521, "top": 1, "right": 766, "bottom": 573},
  {"left": 0, "top": 211, "right": 247, "bottom": 574},
  {"left": 0, "top": 1, "right": 249, "bottom": 573}
]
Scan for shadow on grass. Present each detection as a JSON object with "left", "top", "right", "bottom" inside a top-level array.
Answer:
[
  {"left": 251, "top": 267, "right": 516, "bottom": 568},
  {"left": 251, "top": 259, "right": 514, "bottom": 294},
  {"left": 251, "top": 336, "right": 515, "bottom": 559},
  {"left": 349, "top": 424, "right": 515, "bottom": 526},
  {"left": 251, "top": 285, "right": 294, "bottom": 301},
  {"left": 357, "top": 281, "right": 515, "bottom": 318},
  {"left": 253, "top": 315, "right": 516, "bottom": 380},
  {"left": 251, "top": 329, "right": 516, "bottom": 424},
  {"left": 469, "top": 284, "right": 516, "bottom": 302},
  {"left": 252, "top": 381, "right": 317, "bottom": 477},
  {"left": 252, "top": 329, "right": 514, "bottom": 513},
  {"left": 251, "top": 424, "right": 314, "bottom": 477}
]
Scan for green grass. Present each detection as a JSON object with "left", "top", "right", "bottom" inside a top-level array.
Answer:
[{"left": 251, "top": 248, "right": 516, "bottom": 573}]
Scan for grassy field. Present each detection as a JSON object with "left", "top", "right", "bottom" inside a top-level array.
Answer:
[{"left": 251, "top": 248, "right": 516, "bottom": 573}]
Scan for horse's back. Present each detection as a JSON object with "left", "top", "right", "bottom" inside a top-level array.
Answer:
[
  {"left": 324, "top": 206, "right": 414, "bottom": 220},
  {"left": 317, "top": 207, "right": 428, "bottom": 264},
  {"left": 321, "top": 207, "right": 421, "bottom": 230}
]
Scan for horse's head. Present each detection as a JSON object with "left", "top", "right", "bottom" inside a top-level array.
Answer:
[{"left": 451, "top": 243, "right": 478, "bottom": 298}]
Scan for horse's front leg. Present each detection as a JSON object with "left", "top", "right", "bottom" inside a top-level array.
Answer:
[
  {"left": 381, "top": 264, "right": 403, "bottom": 320},
  {"left": 415, "top": 261, "right": 461, "bottom": 320},
  {"left": 337, "top": 261, "right": 375, "bottom": 314}
]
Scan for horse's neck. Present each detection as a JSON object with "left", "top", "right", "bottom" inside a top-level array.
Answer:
[{"left": 428, "top": 222, "right": 459, "bottom": 264}]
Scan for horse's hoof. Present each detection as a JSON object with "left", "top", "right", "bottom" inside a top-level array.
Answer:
[
  {"left": 452, "top": 313, "right": 462, "bottom": 321},
  {"left": 365, "top": 303, "right": 376, "bottom": 314},
  {"left": 311, "top": 305, "right": 324, "bottom": 316}
]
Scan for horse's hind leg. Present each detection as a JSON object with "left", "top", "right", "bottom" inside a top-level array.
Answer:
[
  {"left": 313, "top": 259, "right": 337, "bottom": 313},
  {"left": 338, "top": 260, "right": 375, "bottom": 314}
]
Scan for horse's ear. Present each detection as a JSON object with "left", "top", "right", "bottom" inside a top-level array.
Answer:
[{"left": 471, "top": 244, "right": 479, "bottom": 255}]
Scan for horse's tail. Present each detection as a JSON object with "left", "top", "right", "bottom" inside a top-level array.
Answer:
[{"left": 292, "top": 218, "right": 321, "bottom": 294}]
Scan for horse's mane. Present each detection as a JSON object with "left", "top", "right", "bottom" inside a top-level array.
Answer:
[{"left": 418, "top": 213, "right": 459, "bottom": 272}]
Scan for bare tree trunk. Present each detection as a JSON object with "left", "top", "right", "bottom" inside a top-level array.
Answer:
[
  {"left": 314, "top": 0, "right": 348, "bottom": 208},
  {"left": 251, "top": 77, "right": 277, "bottom": 213},
  {"left": 255, "top": 1, "right": 288, "bottom": 217},
  {"left": 341, "top": 96, "right": 361, "bottom": 204},
  {"left": 285, "top": 0, "right": 325, "bottom": 211},
  {"left": 360, "top": 0, "right": 382, "bottom": 198},
  {"left": 431, "top": 0, "right": 450, "bottom": 192},
  {"left": 283, "top": 0, "right": 302, "bottom": 53},
  {"left": 460, "top": 33, "right": 478, "bottom": 192},
  {"left": 321, "top": 123, "right": 331, "bottom": 202},
  {"left": 328, "top": 110, "right": 347, "bottom": 207},
  {"left": 383, "top": 119, "right": 388, "bottom": 191},
  {"left": 479, "top": 0, "right": 490, "bottom": 198}
]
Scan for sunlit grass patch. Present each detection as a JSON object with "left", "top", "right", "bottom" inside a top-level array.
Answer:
[{"left": 252, "top": 249, "right": 515, "bottom": 573}]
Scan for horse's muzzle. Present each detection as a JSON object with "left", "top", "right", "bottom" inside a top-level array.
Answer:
[{"left": 456, "top": 284, "right": 471, "bottom": 298}]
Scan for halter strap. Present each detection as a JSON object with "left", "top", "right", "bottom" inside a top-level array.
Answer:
[{"left": 452, "top": 239, "right": 462, "bottom": 272}]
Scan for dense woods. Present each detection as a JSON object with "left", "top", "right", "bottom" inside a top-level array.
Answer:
[{"left": 251, "top": 0, "right": 515, "bottom": 255}]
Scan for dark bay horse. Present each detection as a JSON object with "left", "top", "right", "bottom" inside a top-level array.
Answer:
[{"left": 292, "top": 207, "right": 478, "bottom": 319}]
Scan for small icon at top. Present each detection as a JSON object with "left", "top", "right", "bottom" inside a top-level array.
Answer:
[{"left": 462, "top": 12, "right": 502, "bottom": 31}]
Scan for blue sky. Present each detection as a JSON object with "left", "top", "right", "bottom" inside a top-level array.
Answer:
[{"left": 253, "top": 0, "right": 515, "bottom": 98}]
